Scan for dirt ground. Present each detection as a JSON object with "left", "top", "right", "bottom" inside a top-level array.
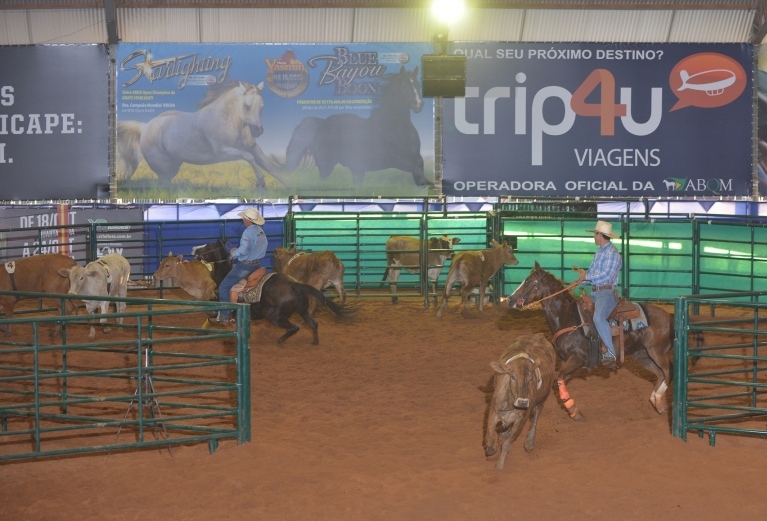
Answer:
[{"left": 2, "top": 296, "right": 767, "bottom": 521}]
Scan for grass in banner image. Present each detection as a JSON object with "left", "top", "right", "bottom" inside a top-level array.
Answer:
[
  {"left": 116, "top": 65, "right": 437, "bottom": 200},
  {"left": 1, "top": 296, "right": 766, "bottom": 520}
]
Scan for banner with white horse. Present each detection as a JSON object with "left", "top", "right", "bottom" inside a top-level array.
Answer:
[{"left": 115, "top": 43, "right": 435, "bottom": 200}]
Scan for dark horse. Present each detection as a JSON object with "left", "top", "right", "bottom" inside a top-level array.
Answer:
[
  {"left": 282, "top": 66, "right": 432, "bottom": 187},
  {"left": 508, "top": 262, "right": 674, "bottom": 418},
  {"left": 244, "top": 272, "right": 355, "bottom": 345},
  {"left": 195, "top": 241, "right": 355, "bottom": 344},
  {"left": 192, "top": 239, "right": 232, "bottom": 287}
]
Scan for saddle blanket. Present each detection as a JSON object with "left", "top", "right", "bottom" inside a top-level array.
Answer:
[
  {"left": 611, "top": 303, "right": 648, "bottom": 332},
  {"left": 580, "top": 302, "right": 648, "bottom": 337},
  {"left": 234, "top": 272, "right": 275, "bottom": 303}
]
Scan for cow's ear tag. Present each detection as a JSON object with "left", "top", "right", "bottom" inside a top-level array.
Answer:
[{"left": 535, "top": 367, "right": 542, "bottom": 390}]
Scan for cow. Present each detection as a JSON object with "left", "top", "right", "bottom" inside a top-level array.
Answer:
[
  {"left": 152, "top": 253, "right": 218, "bottom": 301},
  {"left": 59, "top": 253, "right": 131, "bottom": 339},
  {"left": 0, "top": 253, "right": 78, "bottom": 337},
  {"left": 383, "top": 235, "right": 460, "bottom": 305},
  {"left": 436, "top": 240, "right": 518, "bottom": 318},
  {"left": 484, "top": 333, "right": 556, "bottom": 470},
  {"left": 272, "top": 246, "right": 346, "bottom": 305}
]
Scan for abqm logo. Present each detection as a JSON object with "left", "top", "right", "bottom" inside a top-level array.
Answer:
[{"left": 664, "top": 177, "right": 733, "bottom": 194}]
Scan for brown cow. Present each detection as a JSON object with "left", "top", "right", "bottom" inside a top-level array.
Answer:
[
  {"left": 0, "top": 253, "right": 78, "bottom": 337},
  {"left": 383, "top": 235, "right": 460, "bottom": 305},
  {"left": 152, "top": 253, "right": 218, "bottom": 301},
  {"left": 484, "top": 333, "right": 556, "bottom": 470},
  {"left": 436, "top": 240, "right": 518, "bottom": 318},
  {"left": 272, "top": 247, "right": 346, "bottom": 304}
]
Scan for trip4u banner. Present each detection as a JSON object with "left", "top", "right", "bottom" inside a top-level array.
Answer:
[
  {"left": 115, "top": 43, "right": 435, "bottom": 200},
  {"left": 442, "top": 43, "right": 753, "bottom": 197}
]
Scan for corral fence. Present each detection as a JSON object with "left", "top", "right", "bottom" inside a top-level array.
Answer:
[
  {"left": 4, "top": 201, "right": 767, "bottom": 307},
  {"left": 673, "top": 291, "right": 767, "bottom": 446},
  {"left": 0, "top": 290, "right": 251, "bottom": 462}
]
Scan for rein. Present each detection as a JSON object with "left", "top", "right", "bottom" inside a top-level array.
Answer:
[
  {"left": 520, "top": 276, "right": 586, "bottom": 344},
  {"left": 522, "top": 280, "right": 580, "bottom": 310}
]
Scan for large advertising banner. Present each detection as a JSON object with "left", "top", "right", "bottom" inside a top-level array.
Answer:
[
  {"left": 757, "top": 44, "right": 767, "bottom": 196},
  {"left": 442, "top": 43, "right": 753, "bottom": 197},
  {"left": 115, "top": 43, "right": 435, "bottom": 200},
  {"left": 0, "top": 45, "right": 109, "bottom": 201}
]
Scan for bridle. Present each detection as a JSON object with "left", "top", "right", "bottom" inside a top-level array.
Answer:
[
  {"left": 515, "top": 271, "right": 586, "bottom": 344},
  {"left": 517, "top": 271, "right": 580, "bottom": 310}
]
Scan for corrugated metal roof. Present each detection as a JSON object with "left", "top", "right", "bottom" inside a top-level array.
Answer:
[
  {"left": 0, "top": 1, "right": 760, "bottom": 44},
  {"left": 0, "top": 0, "right": 758, "bottom": 8}
]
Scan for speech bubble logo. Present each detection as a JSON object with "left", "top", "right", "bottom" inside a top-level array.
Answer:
[{"left": 670, "top": 53, "right": 747, "bottom": 111}]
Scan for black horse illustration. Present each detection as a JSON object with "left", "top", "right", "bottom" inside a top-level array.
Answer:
[{"left": 282, "top": 66, "right": 432, "bottom": 187}]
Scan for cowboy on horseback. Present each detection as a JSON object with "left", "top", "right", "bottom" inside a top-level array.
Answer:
[
  {"left": 574, "top": 221, "right": 622, "bottom": 368},
  {"left": 209, "top": 207, "right": 268, "bottom": 325}
]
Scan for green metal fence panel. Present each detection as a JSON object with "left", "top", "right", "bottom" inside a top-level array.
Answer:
[
  {"left": 698, "top": 222, "right": 767, "bottom": 295},
  {"left": 673, "top": 292, "right": 767, "bottom": 446},
  {"left": 0, "top": 291, "right": 251, "bottom": 461},
  {"left": 625, "top": 220, "right": 695, "bottom": 301},
  {"left": 501, "top": 216, "right": 699, "bottom": 302},
  {"left": 289, "top": 212, "right": 490, "bottom": 305}
]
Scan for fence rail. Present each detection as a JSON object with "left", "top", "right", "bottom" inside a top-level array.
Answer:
[
  {"left": 0, "top": 291, "right": 251, "bottom": 462},
  {"left": 673, "top": 292, "right": 767, "bottom": 446}
]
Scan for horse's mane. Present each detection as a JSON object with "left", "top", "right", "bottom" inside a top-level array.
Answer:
[
  {"left": 374, "top": 68, "right": 418, "bottom": 111},
  {"left": 538, "top": 267, "right": 579, "bottom": 302},
  {"left": 198, "top": 80, "right": 257, "bottom": 109}
]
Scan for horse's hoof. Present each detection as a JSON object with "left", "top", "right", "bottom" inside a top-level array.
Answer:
[{"left": 484, "top": 446, "right": 497, "bottom": 457}]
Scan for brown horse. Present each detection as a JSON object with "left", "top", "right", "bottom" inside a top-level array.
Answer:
[{"left": 507, "top": 262, "right": 674, "bottom": 418}]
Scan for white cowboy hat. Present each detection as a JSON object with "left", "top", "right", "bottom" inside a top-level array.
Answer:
[
  {"left": 237, "top": 207, "right": 265, "bottom": 225},
  {"left": 586, "top": 220, "right": 619, "bottom": 238}
]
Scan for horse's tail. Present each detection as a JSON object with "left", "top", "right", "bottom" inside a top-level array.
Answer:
[
  {"left": 283, "top": 117, "right": 322, "bottom": 171},
  {"left": 299, "top": 282, "right": 358, "bottom": 321},
  {"left": 116, "top": 120, "right": 145, "bottom": 180}
]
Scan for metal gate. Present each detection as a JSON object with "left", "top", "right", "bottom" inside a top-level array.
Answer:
[
  {"left": 673, "top": 292, "right": 767, "bottom": 445},
  {"left": 0, "top": 291, "right": 251, "bottom": 461}
]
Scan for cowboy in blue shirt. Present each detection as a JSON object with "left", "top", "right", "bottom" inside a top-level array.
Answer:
[
  {"left": 209, "top": 207, "right": 268, "bottom": 325},
  {"left": 575, "top": 221, "right": 622, "bottom": 367}
]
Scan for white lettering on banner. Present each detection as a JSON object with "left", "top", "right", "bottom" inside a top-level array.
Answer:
[
  {"left": 564, "top": 181, "right": 629, "bottom": 191},
  {"left": 452, "top": 180, "right": 556, "bottom": 191},
  {"left": 574, "top": 148, "right": 661, "bottom": 167},
  {"left": 453, "top": 71, "right": 663, "bottom": 166}
]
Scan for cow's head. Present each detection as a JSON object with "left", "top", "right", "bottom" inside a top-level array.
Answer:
[
  {"left": 152, "top": 253, "right": 184, "bottom": 282},
  {"left": 492, "top": 240, "right": 519, "bottom": 266},
  {"left": 429, "top": 235, "right": 460, "bottom": 259},
  {"left": 272, "top": 247, "right": 292, "bottom": 272},
  {"left": 489, "top": 353, "right": 542, "bottom": 428}
]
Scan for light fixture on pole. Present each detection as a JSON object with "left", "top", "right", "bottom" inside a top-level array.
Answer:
[{"left": 421, "top": 0, "right": 467, "bottom": 98}]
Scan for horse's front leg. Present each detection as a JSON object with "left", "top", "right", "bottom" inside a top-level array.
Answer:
[
  {"left": 249, "top": 142, "right": 290, "bottom": 187},
  {"left": 557, "top": 353, "right": 587, "bottom": 420}
]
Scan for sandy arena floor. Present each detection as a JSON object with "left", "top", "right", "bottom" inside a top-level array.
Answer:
[{"left": 1, "top": 296, "right": 766, "bottom": 520}]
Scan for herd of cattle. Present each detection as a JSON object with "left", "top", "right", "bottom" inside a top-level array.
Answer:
[{"left": 0, "top": 235, "right": 556, "bottom": 469}]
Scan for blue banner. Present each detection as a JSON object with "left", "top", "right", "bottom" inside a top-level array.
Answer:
[
  {"left": 442, "top": 43, "right": 753, "bottom": 197},
  {"left": 0, "top": 45, "right": 109, "bottom": 201},
  {"left": 115, "top": 43, "right": 435, "bottom": 200}
]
